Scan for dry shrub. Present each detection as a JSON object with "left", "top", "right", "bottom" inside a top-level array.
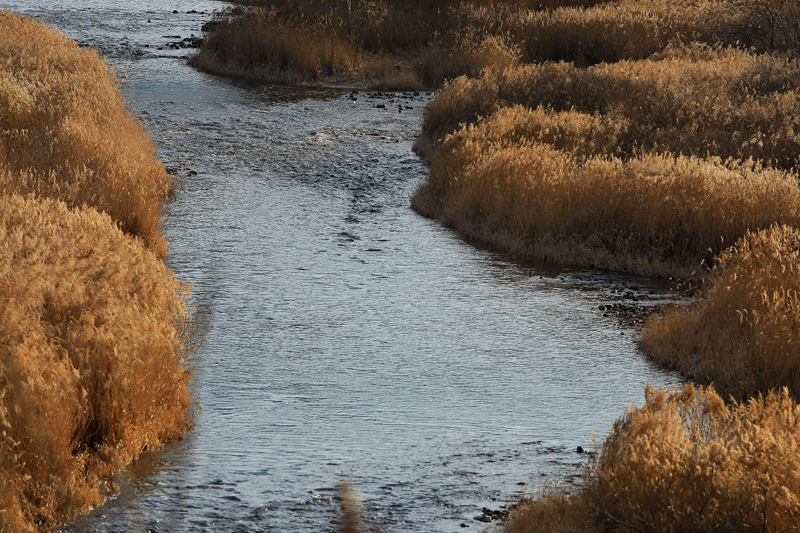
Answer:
[
  {"left": 418, "top": 46, "right": 800, "bottom": 169},
  {"left": 642, "top": 225, "right": 800, "bottom": 401},
  {"left": 413, "top": 104, "right": 800, "bottom": 276},
  {"left": 0, "top": 194, "right": 194, "bottom": 532},
  {"left": 506, "top": 385, "right": 800, "bottom": 533},
  {"left": 734, "top": 0, "right": 800, "bottom": 54},
  {"left": 0, "top": 11, "right": 173, "bottom": 257}
]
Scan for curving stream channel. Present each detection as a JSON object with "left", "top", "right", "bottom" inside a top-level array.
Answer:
[{"left": 5, "top": 2, "right": 683, "bottom": 532}]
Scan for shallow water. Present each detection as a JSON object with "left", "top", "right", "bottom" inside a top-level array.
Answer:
[{"left": 4, "top": 3, "right": 682, "bottom": 531}]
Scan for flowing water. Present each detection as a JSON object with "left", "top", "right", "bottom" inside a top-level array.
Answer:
[{"left": 4, "top": 2, "right": 683, "bottom": 531}]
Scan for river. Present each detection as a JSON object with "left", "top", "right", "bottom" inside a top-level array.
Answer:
[{"left": 3, "top": 2, "right": 681, "bottom": 531}]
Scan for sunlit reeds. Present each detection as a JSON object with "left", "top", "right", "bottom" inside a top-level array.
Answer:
[
  {"left": 641, "top": 225, "right": 800, "bottom": 401},
  {"left": 0, "top": 195, "right": 194, "bottom": 532},
  {"left": 418, "top": 46, "right": 800, "bottom": 169},
  {"left": 0, "top": 11, "right": 173, "bottom": 257},
  {"left": 0, "top": 12, "right": 194, "bottom": 532},
  {"left": 506, "top": 385, "right": 800, "bottom": 533},
  {"left": 193, "top": 0, "right": 791, "bottom": 88}
]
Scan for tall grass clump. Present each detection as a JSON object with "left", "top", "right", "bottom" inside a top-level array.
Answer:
[
  {"left": 0, "top": 11, "right": 174, "bottom": 257},
  {"left": 505, "top": 384, "right": 800, "bottom": 533},
  {"left": 642, "top": 225, "right": 800, "bottom": 401},
  {"left": 0, "top": 195, "right": 194, "bottom": 532},
  {"left": 413, "top": 45, "right": 800, "bottom": 276},
  {"left": 418, "top": 46, "right": 800, "bottom": 168},
  {"left": 0, "top": 13, "right": 194, "bottom": 532},
  {"left": 193, "top": 0, "right": 777, "bottom": 88},
  {"left": 189, "top": 6, "right": 363, "bottom": 84}
]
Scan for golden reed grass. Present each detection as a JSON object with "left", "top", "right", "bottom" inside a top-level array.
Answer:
[
  {"left": 641, "top": 225, "right": 800, "bottom": 402},
  {"left": 417, "top": 46, "right": 800, "bottom": 169},
  {"left": 413, "top": 96, "right": 800, "bottom": 276},
  {"left": 506, "top": 385, "right": 800, "bottom": 533},
  {"left": 192, "top": 0, "right": 775, "bottom": 89},
  {"left": 0, "top": 11, "right": 173, "bottom": 257},
  {"left": 0, "top": 13, "right": 194, "bottom": 532},
  {"left": 0, "top": 195, "right": 194, "bottom": 532}
]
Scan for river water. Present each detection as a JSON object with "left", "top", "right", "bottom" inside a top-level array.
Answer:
[{"left": 4, "top": 2, "right": 682, "bottom": 531}]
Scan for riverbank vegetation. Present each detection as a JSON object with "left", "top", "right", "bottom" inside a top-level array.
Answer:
[
  {"left": 0, "top": 11, "right": 194, "bottom": 532},
  {"left": 0, "top": 10, "right": 174, "bottom": 257},
  {"left": 414, "top": 45, "right": 800, "bottom": 277},
  {"left": 192, "top": 0, "right": 800, "bottom": 89},
  {"left": 396, "top": 1, "right": 800, "bottom": 532},
  {"left": 505, "top": 385, "right": 800, "bottom": 533}
]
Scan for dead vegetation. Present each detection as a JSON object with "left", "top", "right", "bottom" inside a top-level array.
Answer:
[
  {"left": 192, "top": 0, "right": 788, "bottom": 89},
  {"left": 0, "top": 12, "right": 194, "bottom": 532},
  {"left": 414, "top": 46, "right": 800, "bottom": 277},
  {"left": 641, "top": 225, "right": 800, "bottom": 402},
  {"left": 0, "top": 10, "right": 174, "bottom": 257},
  {"left": 506, "top": 385, "right": 800, "bottom": 533}
]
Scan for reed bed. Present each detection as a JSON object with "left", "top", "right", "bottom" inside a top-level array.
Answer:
[
  {"left": 0, "top": 11, "right": 174, "bottom": 257},
  {"left": 505, "top": 385, "right": 800, "bottom": 533},
  {"left": 0, "top": 13, "right": 194, "bottom": 532},
  {"left": 412, "top": 107, "right": 800, "bottom": 276},
  {"left": 641, "top": 225, "right": 800, "bottom": 401},
  {"left": 0, "top": 195, "right": 194, "bottom": 533},
  {"left": 417, "top": 46, "right": 800, "bottom": 169},
  {"left": 413, "top": 51, "right": 800, "bottom": 276},
  {"left": 192, "top": 0, "right": 775, "bottom": 88}
]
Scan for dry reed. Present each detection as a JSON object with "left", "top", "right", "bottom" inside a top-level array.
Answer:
[
  {"left": 193, "top": 0, "right": 791, "bottom": 88},
  {"left": 413, "top": 100, "right": 800, "bottom": 277},
  {"left": 189, "top": 6, "right": 363, "bottom": 84},
  {"left": 0, "top": 194, "right": 194, "bottom": 533},
  {"left": 0, "top": 11, "right": 173, "bottom": 257},
  {"left": 0, "top": 13, "right": 194, "bottom": 532},
  {"left": 505, "top": 384, "right": 800, "bottom": 533},
  {"left": 418, "top": 46, "right": 800, "bottom": 169},
  {"left": 641, "top": 225, "right": 800, "bottom": 401},
  {"left": 336, "top": 482, "right": 363, "bottom": 533}
]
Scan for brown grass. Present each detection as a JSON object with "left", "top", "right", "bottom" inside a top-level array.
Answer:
[
  {"left": 192, "top": 0, "right": 794, "bottom": 88},
  {"left": 0, "top": 13, "right": 194, "bottom": 532},
  {"left": 641, "top": 225, "right": 800, "bottom": 402},
  {"left": 0, "top": 11, "right": 174, "bottom": 257},
  {"left": 505, "top": 384, "right": 800, "bottom": 533},
  {"left": 417, "top": 46, "right": 800, "bottom": 169},
  {"left": 413, "top": 102, "right": 800, "bottom": 277},
  {"left": 189, "top": 7, "right": 363, "bottom": 84},
  {"left": 0, "top": 194, "right": 194, "bottom": 533}
]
